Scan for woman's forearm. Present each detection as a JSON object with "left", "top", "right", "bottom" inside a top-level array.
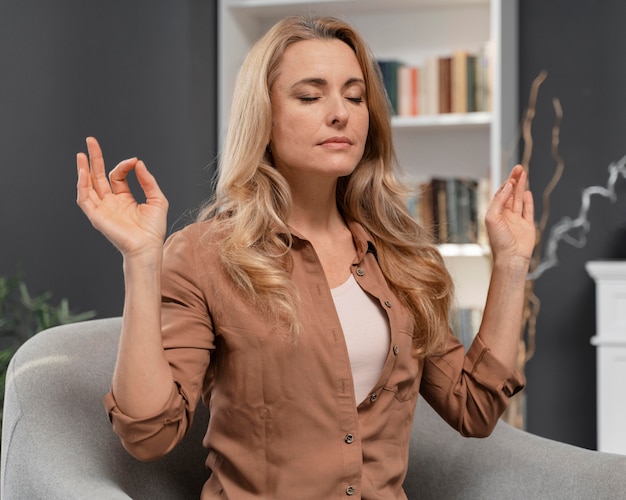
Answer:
[
  {"left": 111, "top": 249, "right": 174, "bottom": 418},
  {"left": 477, "top": 255, "right": 530, "bottom": 371}
]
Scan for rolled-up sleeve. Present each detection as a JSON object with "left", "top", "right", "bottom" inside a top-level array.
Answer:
[
  {"left": 102, "top": 226, "right": 216, "bottom": 461},
  {"left": 103, "top": 384, "right": 188, "bottom": 461},
  {"left": 420, "top": 332, "right": 524, "bottom": 438}
]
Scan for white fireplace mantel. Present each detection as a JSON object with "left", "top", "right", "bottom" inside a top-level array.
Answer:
[{"left": 585, "top": 260, "right": 626, "bottom": 454}]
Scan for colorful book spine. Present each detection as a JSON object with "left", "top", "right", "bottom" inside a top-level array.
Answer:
[
  {"left": 377, "top": 59, "right": 403, "bottom": 115},
  {"left": 376, "top": 42, "right": 492, "bottom": 117},
  {"left": 451, "top": 50, "right": 469, "bottom": 113},
  {"left": 437, "top": 56, "right": 452, "bottom": 114},
  {"left": 407, "top": 177, "right": 487, "bottom": 245},
  {"left": 398, "top": 65, "right": 419, "bottom": 116}
]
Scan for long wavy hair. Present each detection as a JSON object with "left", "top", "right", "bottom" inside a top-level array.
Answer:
[{"left": 198, "top": 15, "right": 453, "bottom": 356}]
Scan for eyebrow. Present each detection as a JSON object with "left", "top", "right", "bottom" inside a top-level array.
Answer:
[{"left": 290, "top": 77, "right": 366, "bottom": 89}]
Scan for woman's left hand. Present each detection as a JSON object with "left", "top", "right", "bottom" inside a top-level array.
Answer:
[{"left": 485, "top": 165, "right": 536, "bottom": 265}]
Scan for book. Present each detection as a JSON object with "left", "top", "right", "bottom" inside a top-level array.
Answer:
[
  {"left": 466, "top": 54, "right": 477, "bottom": 112},
  {"left": 433, "top": 178, "right": 448, "bottom": 243},
  {"left": 445, "top": 178, "right": 460, "bottom": 242},
  {"left": 376, "top": 43, "right": 492, "bottom": 117},
  {"left": 419, "top": 181, "right": 435, "bottom": 238},
  {"left": 456, "top": 178, "right": 479, "bottom": 244},
  {"left": 437, "top": 56, "right": 452, "bottom": 114},
  {"left": 398, "top": 65, "right": 419, "bottom": 116},
  {"left": 451, "top": 50, "right": 469, "bottom": 113},
  {"left": 408, "top": 177, "right": 485, "bottom": 244},
  {"left": 421, "top": 55, "right": 440, "bottom": 115},
  {"left": 378, "top": 60, "right": 403, "bottom": 115}
]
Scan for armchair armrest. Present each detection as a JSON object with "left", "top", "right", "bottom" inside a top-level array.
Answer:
[{"left": 405, "top": 396, "right": 626, "bottom": 499}]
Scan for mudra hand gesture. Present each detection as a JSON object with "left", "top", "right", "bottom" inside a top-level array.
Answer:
[
  {"left": 485, "top": 164, "right": 536, "bottom": 265},
  {"left": 76, "top": 137, "right": 169, "bottom": 258}
]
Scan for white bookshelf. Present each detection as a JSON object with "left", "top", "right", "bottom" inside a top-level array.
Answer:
[
  {"left": 392, "top": 112, "right": 491, "bottom": 131},
  {"left": 218, "top": 0, "right": 519, "bottom": 310}
]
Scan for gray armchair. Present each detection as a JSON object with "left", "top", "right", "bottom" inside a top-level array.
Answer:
[{"left": 2, "top": 317, "right": 626, "bottom": 499}]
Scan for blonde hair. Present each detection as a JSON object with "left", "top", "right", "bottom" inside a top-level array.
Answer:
[{"left": 198, "top": 16, "right": 453, "bottom": 356}]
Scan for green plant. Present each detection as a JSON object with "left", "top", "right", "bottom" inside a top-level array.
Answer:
[{"left": 0, "top": 274, "right": 96, "bottom": 432}]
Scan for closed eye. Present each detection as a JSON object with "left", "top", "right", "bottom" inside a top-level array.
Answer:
[{"left": 298, "top": 96, "right": 320, "bottom": 103}]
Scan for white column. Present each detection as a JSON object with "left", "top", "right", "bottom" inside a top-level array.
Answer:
[{"left": 585, "top": 260, "right": 626, "bottom": 454}]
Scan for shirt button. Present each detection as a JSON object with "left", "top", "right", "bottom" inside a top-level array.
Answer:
[
  {"left": 344, "top": 433, "right": 354, "bottom": 444},
  {"left": 393, "top": 344, "right": 399, "bottom": 355},
  {"left": 384, "top": 300, "right": 392, "bottom": 308},
  {"left": 346, "top": 486, "right": 356, "bottom": 496},
  {"left": 370, "top": 393, "right": 378, "bottom": 403},
  {"left": 356, "top": 268, "right": 365, "bottom": 276}
]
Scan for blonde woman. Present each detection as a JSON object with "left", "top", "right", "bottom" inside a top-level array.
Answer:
[{"left": 77, "top": 15, "right": 534, "bottom": 500}]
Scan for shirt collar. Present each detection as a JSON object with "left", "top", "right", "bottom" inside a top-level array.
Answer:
[
  {"left": 287, "top": 219, "right": 376, "bottom": 263},
  {"left": 346, "top": 219, "right": 376, "bottom": 262}
]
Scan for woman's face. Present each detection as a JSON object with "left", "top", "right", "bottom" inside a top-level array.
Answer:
[{"left": 269, "top": 38, "right": 369, "bottom": 184}]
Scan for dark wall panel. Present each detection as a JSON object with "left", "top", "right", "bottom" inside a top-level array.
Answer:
[
  {"left": 520, "top": 1, "right": 626, "bottom": 449},
  {"left": 0, "top": 0, "right": 217, "bottom": 318}
]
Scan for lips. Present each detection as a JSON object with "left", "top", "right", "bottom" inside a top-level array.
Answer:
[{"left": 319, "top": 136, "right": 352, "bottom": 146}]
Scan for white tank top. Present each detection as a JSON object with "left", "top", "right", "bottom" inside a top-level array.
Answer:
[{"left": 331, "top": 274, "right": 391, "bottom": 405}]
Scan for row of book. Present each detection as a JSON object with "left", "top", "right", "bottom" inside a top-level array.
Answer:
[
  {"left": 407, "top": 177, "right": 490, "bottom": 246},
  {"left": 378, "top": 42, "right": 493, "bottom": 117}
]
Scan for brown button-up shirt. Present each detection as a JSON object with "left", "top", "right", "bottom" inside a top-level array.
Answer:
[{"left": 105, "top": 219, "right": 523, "bottom": 499}]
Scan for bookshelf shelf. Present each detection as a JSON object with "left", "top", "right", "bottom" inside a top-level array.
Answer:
[
  {"left": 437, "top": 243, "right": 490, "bottom": 258},
  {"left": 219, "top": 0, "right": 518, "bottom": 310},
  {"left": 227, "top": 0, "right": 490, "bottom": 17},
  {"left": 392, "top": 112, "right": 491, "bottom": 131}
]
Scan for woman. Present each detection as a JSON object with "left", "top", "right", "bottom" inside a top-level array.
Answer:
[{"left": 77, "top": 15, "right": 535, "bottom": 500}]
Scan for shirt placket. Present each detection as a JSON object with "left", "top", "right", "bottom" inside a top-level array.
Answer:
[
  {"left": 352, "top": 253, "right": 403, "bottom": 406},
  {"left": 299, "top": 240, "right": 363, "bottom": 497}
]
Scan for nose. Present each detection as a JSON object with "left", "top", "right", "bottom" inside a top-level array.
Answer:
[{"left": 326, "top": 94, "right": 349, "bottom": 126}]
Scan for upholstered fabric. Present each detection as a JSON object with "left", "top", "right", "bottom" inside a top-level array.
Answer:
[{"left": 2, "top": 317, "right": 626, "bottom": 499}]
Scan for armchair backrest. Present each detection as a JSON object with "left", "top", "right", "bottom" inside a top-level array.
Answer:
[
  {"left": 3, "top": 317, "right": 626, "bottom": 499},
  {"left": 1, "top": 318, "right": 208, "bottom": 499}
]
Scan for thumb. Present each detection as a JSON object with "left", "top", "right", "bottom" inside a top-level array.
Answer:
[{"left": 489, "top": 179, "right": 514, "bottom": 216}]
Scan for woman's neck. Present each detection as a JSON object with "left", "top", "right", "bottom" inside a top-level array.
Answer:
[
  {"left": 289, "top": 204, "right": 346, "bottom": 240},
  {"left": 285, "top": 174, "right": 345, "bottom": 237}
]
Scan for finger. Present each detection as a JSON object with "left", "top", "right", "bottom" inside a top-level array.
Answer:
[
  {"left": 76, "top": 152, "right": 93, "bottom": 189},
  {"left": 108, "top": 157, "right": 139, "bottom": 195},
  {"left": 512, "top": 168, "right": 527, "bottom": 214},
  {"left": 76, "top": 157, "right": 88, "bottom": 204},
  {"left": 523, "top": 189, "right": 535, "bottom": 222},
  {"left": 86, "top": 137, "right": 112, "bottom": 198},
  {"left": 77, "top": 152, "right": 99, "bottom": 209},
  {"left": 490, "top": 178, "right": 513, "bottom": 215},
  {"left": 507, "top": 164, "right": 524, "bottom": 182},
  {"left": 76, "top": 163, "right": 100, "bottom": 217}
]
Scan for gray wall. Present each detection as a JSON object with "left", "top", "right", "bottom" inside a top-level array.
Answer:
[
  {"left": 520, "top": 1, "right": 626, "bottom": 449},
  {"left": 0, "top": 0, "right": 217, "bottom": 318}
]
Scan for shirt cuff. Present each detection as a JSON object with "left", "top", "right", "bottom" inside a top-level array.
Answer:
[
  {"left": 464, "top": 334, "right": 525, "bottom": 398},
  {"left": 103, "top": 384, "right": 187, "bottom": 445}
]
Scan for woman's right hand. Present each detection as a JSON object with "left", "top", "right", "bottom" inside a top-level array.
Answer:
[{"left": 76, "top": 137, "right": 169, "bottom": 258}]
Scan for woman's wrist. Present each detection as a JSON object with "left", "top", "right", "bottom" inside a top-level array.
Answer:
[
  {"left": 491, "top": 254, "right": 531, "bottom": 277},
  {"left": 122, "top": 245, "right": 163, "bottom": 269}
]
